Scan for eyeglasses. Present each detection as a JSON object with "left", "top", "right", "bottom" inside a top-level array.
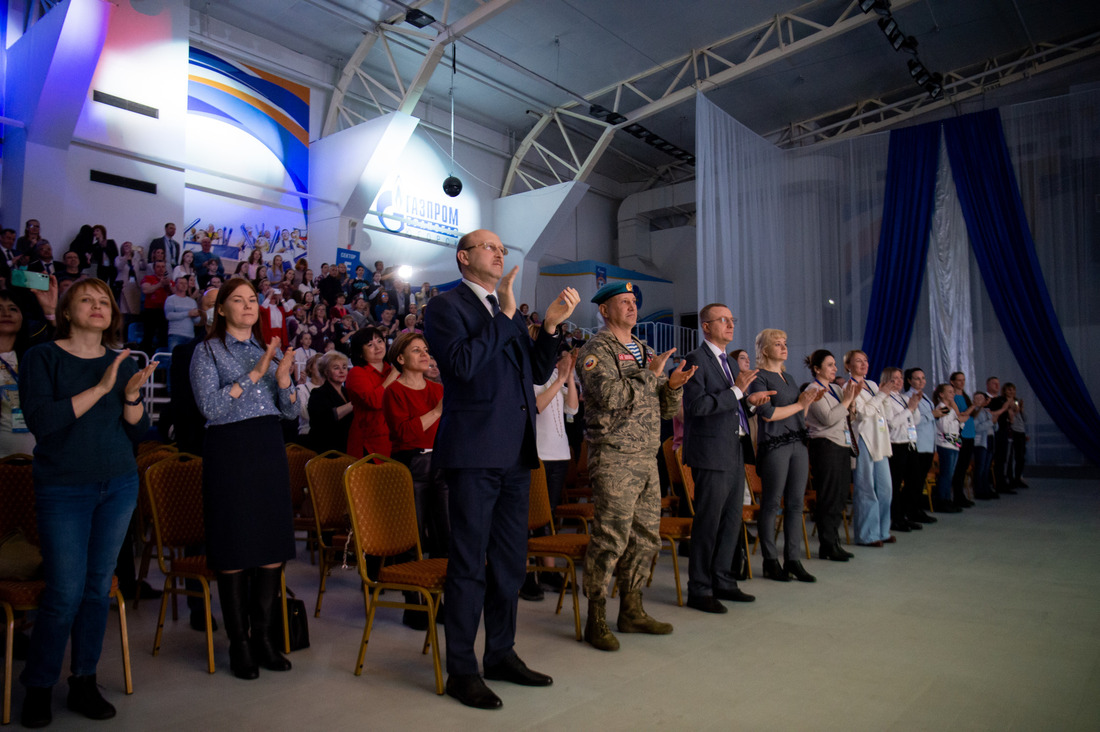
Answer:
[
  {"left": 703, "top": 316, "right": 737, "bottom": 326},
  {"left": 461, "top": 242, "right": 508, "bottom": 257}
]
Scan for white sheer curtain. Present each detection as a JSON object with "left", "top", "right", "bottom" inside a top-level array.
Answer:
[
  {"left": 926, "top": 132, "right": 975, "bottom": 390},
  {"left": 696, "top": 88, "right": 1100, "bottom": 464}
]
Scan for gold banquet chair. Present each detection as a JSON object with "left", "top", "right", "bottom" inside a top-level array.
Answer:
[
  {"left": 344, "top": 455, "right": 448, "bottom": 694},
  {"left": 526, "top": 462, "right": 588, "bottom": 641},
  {"left": 145, "top": 453, "right": 217, "bottom": 674},
  {"left": 305, "top": 450, "right": 355, "bottom": 617},
  {"left": 132, "top": 444, "right": 178, "bottom": 608},
  {"left": 286, "top": 443, "right": 319, "bottom": 563},
  {"left": 1, "top": 455, "right": 132, "bottom": 724}
]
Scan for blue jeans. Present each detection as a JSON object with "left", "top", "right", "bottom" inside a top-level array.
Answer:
[
  {"left": 852, "top": 437, "right": 892, "bottom": 544},
  {"left": 936, "top": 447, "right": 959, "bottom": 502},
  {"left": 21, "top": 473, "right": 138, "bottom": 688},
  {"left": 166, "top": 334, "right": 191, "bottom": 353},
  {"left": 973, "top": 437, "right": 994, "bottom": 496}
]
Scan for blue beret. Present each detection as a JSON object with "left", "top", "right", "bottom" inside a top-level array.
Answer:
[{"left": 592, "top": 280, "right": 642, "bottom": 307}]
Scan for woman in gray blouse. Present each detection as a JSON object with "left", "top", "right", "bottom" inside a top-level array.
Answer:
[{"left": 747, "top": 329, "right": 823, "bottom": 583}]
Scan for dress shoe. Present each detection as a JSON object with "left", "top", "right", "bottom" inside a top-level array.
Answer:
[
  {"left": 190, "top": 611, "right": 218, "bottom": 632},
  {"left": 21, "top": 686, "right": 52, "bottom": 728},
  {"left": 856, "top": 540, "right": 884, "bottom": 548},
  {"left": 906, "top": 521, "right": 923, "bottom": 531},
  {"left": 519, "top": 573, "right": 545, "bottom": 602},
  {"left": 686, "top": 595, "right": 728, "bottom": 614},
  {"left": 835, "top": 544, "right": 855, "bottom": 559},
  {"left": 67, "top": 674, "right": 116, "bottom": 720},
  {"left": 446, "top": 674, "right": 502, "bottom": 709},
  {"left": 540, "top": 572, "right": 565, "bottom": 592},
  {"left": 955, "top": 498, "right": 975, "bottom": 509},
  {"left": 910, "top": 511, "right": 937, "bottom": 524},
  {"left": 714, "top": 587, "right": 756, "bottom": 603},
  {"left": 819, "top": 543, "right": 850, "bottom": 562},
  {"left": 783, "top": 560, "right": 816, "bottom": 583},
  {"left": 762, "top": 558, "right": 790, "bottom": 582},
  {"left": 932, "top": 501, "right": 962, "bottom": 513},
  {"left": 883, "top": 535, "right": 897, "bottom": 544},
  {"left": 402, "top": 608, "right": 429, "bottom": 631},
  {"left": 483, "top": 655, "right": 553, "bottom": 687},
  {"left": 890, "top": 521, "right": 911, "bottom": 533}
]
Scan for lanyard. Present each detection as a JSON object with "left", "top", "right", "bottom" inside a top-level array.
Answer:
[
  {"left": 858, "top": 378, "right": 875, "bottom": 396},
  {"left": 816, "top": 379, "right": 841, "bottom": 402},
  {"left": 891, "top": 393, "right": 908, "bottom": 408},
  {"left": 0, "top": 354, "right": 17, "bottom": 385}
]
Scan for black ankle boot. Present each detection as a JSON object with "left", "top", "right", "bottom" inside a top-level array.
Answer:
[
  {"left": 784, "top": 560, "right": 817, "bottom": 583},
  {"left": 217, "top": 571, "right": 259, "bottom": 680},
  {"left": 250, "top": 566, "right": 292, "bottom": 672},
  {"left": 762, "top": 558, "right": 790, "bottom": 582},
  {"left": 66, "top": 674, "right": 116, "bottom": 720},
  {"left": 21, "top": 686, "right": 52, "bottom": 728}
]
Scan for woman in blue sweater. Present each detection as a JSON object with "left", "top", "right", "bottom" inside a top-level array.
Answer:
[{"left": 18, "top": 278, "right": 156, "bottom": 727}]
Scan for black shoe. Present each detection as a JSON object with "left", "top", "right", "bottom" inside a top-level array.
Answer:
[
  {"left": 819, "top": 544, "right": 850, "bottom": 562},
  {"left": 483, "top": 655, "right": 553, "bottom": 687},
  {"left": 21, "top": 686, "right": 52, "bottom": 728},
  {"left": 784, "top": 560, "right": 816, "bottom": 583},
  {"left": 66, "top": 674, "right": 116, "bottom": 720},
  {"left": 249, "top": 567, "right": 292, "bottom": 672},
  {"left": 890, "top": 521, "right": 912, "bottom": 533},
  {"left": 714, "top": 587, "right": 756, "bottom": 602},
  {"left": 906, "top": 521, "right": 923, "bottom": 531},
  {"left": 540, "top": 572, "right": 565, "bottom": 592},
  {"left": 999, "top": 486, "right": 1017, "bottom": 495},
  {"left": 836, "top": 544, "right": 855, "bottom": 559},
  {"left": 973, "top": 492, "right": 995, "bottom": 500},
  {"left": 762, "top": 558, "right": 790, "bottom": 582},
  {"left": 933, "top": 501, "right": 962, "bottom": 513},
  {"left": 138, "top": 580, "right": 163, "bottom": 600},
  {"left": 519, "top": 573, "right": 545, "bottom": 602},
  {"left": 733, "top": 554, "right": 749, "bottom": 581},
  {"left": 402, "top": 608, "right": 429, "bottom": 630},
  {"left": 685, "top": 595, "right": 728, "bottom": 614},
  {"left": 910, "top": 512, "right": 937, "bottom": 524},
  {"left": 446, "top": 674, "right": 503, "bottom": 709},
  {"left": 955, "top": 498, "right": 975, "bottom": 509},
  {"left": 190, "top": 611, "right": 218, "bottom": 632}
]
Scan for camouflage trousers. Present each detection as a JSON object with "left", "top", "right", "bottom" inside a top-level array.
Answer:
[{"left": 582, "top": 443, "right": 662, "bottom": 600}]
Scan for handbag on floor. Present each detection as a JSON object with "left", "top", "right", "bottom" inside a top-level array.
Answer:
[{"left": 271, "top": 587, "right": 310, "bottom": 651}]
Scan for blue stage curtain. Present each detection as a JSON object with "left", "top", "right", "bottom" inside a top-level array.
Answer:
[
  {"left": 943, "top": 109, "right": 1100, "bottom": 459},
  {"left": 861, "top": 122, "right": 941, "bottom": 374}
]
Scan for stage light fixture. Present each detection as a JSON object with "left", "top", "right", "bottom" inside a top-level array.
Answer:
[
  {"left": 623, "top": 123, "right": 647, "bottom": 138},
  {"left": 404, "top": 9, "right": 435, "bottom": 28},
  {"left": 924, "top": 73, "right": 944, "bottom": 100},
  {"left": 859, "top": 0, "right": 891, "bottom": 14},
  {"left": 899, "top": 35, "right": 919, "bottom": 54},
  {"left": 878, "top": 17, "right": 904, "bottom": 50},
  {"left": 908, "top": 59, "right": 930, "bottom": 85}
]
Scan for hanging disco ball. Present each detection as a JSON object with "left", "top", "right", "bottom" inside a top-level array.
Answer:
[{"left": 443, "top": 176, "right": 463, "bottom": 197}]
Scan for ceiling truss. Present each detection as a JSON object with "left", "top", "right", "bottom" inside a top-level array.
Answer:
[
  {"left": 500, "top": 0, "right": 921, "bottom": 195},
  {"left": 767, "top": 29, "right": 1100, "bottom": 147}
]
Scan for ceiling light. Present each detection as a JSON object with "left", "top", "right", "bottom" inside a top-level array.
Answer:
[
  {"left": 924, "top": 73, "right": 944, "bottom": 100},
  {"left": 908, "top": 59, "right": 930, "bottom": 85},
  {"left": 404, "top": 9, "right": 435, "bottom": 28},
  {"left": 878, "top": 17, "right": 904, "bottom": 50},
  {"left": 899, "top": 35, "right": 919, "bottom": 54}
]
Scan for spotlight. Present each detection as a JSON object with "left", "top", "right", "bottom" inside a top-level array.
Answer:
[
  {"left": 397, "top": 265, "right": 413, "bottom": 280},
  {"left": 878, "top": 17, "right": 904, "bottom": 50},
  {"left": 859, "top": 0, "right": 891, "bottom": 14},
  {"left": 404, "top": 9, "right": 436, "bottom": 28},
  {"left": 923, "top": 73, "right": 944, "bottom": 100},
  {"left": 899, "top": 35, "right": 919, "bottom": 54},
  {"left": 623, "top": 123, "right": 647, "bottom": 138},
  {"left": 908, "top": 59, "right": 930, "bottom": 85},
  {"left": 443, "top": 176, "right": 463, "bottom": 197}
]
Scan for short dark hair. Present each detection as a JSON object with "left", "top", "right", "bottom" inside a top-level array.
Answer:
[
  {"left": 804, "top": 349, "right": 833, "bottom": 376},
  {"left": 699, "top": 303, "right": 727, "bottom": 323},
  {"left": 903, "top": 367, "right": 924, "bottom": 390},
  {"left": 348, "top": 326, "right": 387, "bottom": 367},
  {"left": 206, "top": 279, "right": 264, "bottom": 345}
]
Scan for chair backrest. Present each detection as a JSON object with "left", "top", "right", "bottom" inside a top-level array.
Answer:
[
  {"left": 135, "top": 446, "right": 178, "bottom": 523},
  {"left": 137, "top": 439, "right": 172, "bottom": 456},
  {"left": 306, "top": 450, "right": 356, "bottom": 534},
  {"left": 286, "top": 443, "right": 317, "bottom": 513},
  {"left": 662, "top": 436, "right": 683, "bottom": 491},
  {"left": 0, "top": 454, "right": 37, "bottom": 545},
  {"left": 672, "top": 446, "right": 696, "bottom": 516},
  {"left": 344, "top": 455, "right": 421, "bottom": 563},
  {"left": 145, "top": 454, "right": 206, "bottom": 564},
  {"left": 744, "top": 463, "right": 763, "bottom": 503},
  {"left": 528, "top": 461, "right": 553, "bottom": 533}
]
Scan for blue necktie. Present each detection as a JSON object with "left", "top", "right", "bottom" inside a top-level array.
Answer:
[
  {"left": 486, "top": 294, "right": 501, "bottom": 316},
  {"left": 721, "top": 352, "right": 749, "bottom": 434}
]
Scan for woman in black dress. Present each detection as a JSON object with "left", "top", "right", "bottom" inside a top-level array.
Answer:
[
  {"left": 189, "top": 279, "right": 298, "bottom": 680},
  {"left": 306, "top": 351, "right": 353, "bottom": 453}
]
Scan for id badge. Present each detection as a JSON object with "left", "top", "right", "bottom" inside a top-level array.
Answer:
[
  {"left": 907, "top": 425, "right": 918, "bottom": 443},
  {"left": 843, "top": 429, "right": 852, "bottom": 446},
  {"left": 876, "top": 416, "right": 887, "bottom": 433},
  {"left": 11, "top": 407, "right": 28, "bottom": 433}
]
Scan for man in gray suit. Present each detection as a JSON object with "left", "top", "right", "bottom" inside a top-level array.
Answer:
[
  {"left": 681, "top": 303, "right": 773, "bottom": 613},
  {"left": 148, "top": 222, "right": 180, "bottom": 269}
]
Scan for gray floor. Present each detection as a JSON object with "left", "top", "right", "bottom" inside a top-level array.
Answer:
[{"left": 10, "top": 476, "right": 1100, "bottom": 731}]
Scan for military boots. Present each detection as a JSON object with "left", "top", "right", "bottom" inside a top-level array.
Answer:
[
  {"left": 584, "top": 597, "right": 620, "bottom": 651},
  {"left": 617, "top": 590, "right": 673, "bottom": 634}
]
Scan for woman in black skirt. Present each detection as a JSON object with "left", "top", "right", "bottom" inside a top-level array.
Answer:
[{"left": 190, "top": 279, "right": 298, "bottom": 680}]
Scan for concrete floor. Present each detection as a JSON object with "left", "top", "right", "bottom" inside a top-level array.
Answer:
[{"left": 8, "top": 476, "right": 1100, "bottom": 731}]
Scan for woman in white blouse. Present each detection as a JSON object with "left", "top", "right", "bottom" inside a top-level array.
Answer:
[
  {"left": 844, "top": 350, "right": 897, "bottom": 547},
  {"left": 932, "top": 383, "right": 964, "bottom": 513},
  {"left": 882, "top": 367, "right": 923, "bottom": 533}
]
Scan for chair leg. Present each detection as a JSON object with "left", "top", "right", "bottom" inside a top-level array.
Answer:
[
  {"left": 133, "top": 538, "right": 153, "bottom": 610},
  {"left": 280, "top": 569, "right": 290, "bottom": 655},
  {"left": 111, "top": 588, "right": 134, "bottom": 695},
  {"left": 200, "top": 577, "right": 215, "bottom": 674},
  {"left": 3, "top": 601, "right": 13, "bottom": 725},
  {"left": 801, "top": 514, "right": 810, "bottom": 560},
  {"left": 742, "top": 525, "right": 754, "bottom": 580},
  {"left": 315, "top": 549, "right": 328, "bottom": 618},
  {"left": 152, "top": 578, "right": 171, "bottom": 657},
  {"left": 567, "top": 562, "right": 582, "bottom": 641},
  {"left": 668, "top": 538, "right": 683, "bottom": 607},
  {"left": 354, "top": 586, "right": 378, "bottom": 676},
  {"left": 426, "top": 592, "right": 443, "bottom": 695}
]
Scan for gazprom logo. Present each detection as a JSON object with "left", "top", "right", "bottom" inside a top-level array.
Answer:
[{"left": 374, "top": 176, "right": 461, "bottom": 245}]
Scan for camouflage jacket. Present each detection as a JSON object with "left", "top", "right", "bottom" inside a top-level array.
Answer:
[{"left": 575, "top": 329, "right": 682, "bottom": 454}]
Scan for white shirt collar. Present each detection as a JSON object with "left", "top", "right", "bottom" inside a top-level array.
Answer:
[
  {"left": 462, "top": 278, "right": 496, "bottom": 315},
  {"left": 703, "top": 339, "right": 727, "bottom": 361}
]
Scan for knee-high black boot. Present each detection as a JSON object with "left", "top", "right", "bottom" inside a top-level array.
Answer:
[
  {"left": 250, "top": 566, "right": 292, "bottom": 672},
  {"left": 217, "top": 571, "right": 258, "bottom": 680}
]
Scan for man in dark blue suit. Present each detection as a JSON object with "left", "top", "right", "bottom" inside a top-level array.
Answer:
[
  {"left": 424, "top": 228, "right": 578, "bottom": 709},
  {"left": 681, "top": 303, "right": 773, "bottom": 613}
]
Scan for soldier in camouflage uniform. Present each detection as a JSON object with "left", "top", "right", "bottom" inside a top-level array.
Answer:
[{"left": 575, "top": 281, "right": 696, "bottom": 651}]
